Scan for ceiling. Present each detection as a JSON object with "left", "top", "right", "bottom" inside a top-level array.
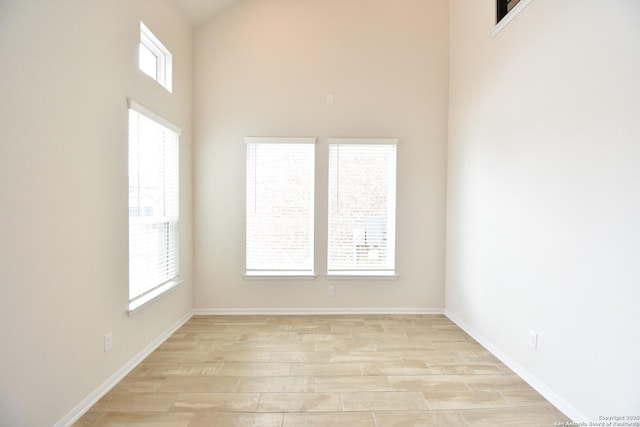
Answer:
[{"left": 175, "top": 0, "right": 241, "bottom": 27}]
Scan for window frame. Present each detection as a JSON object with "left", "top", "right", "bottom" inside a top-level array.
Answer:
[
  {"left": 244, "top": 137, "right": 316, "bottom": 279},
  {"left": 326, "top": 138, "right": 398, "bottom": 279},
  {"left": 493, "top": 0, "right": 534, "bottom": 36},
  {"left": 139, "top": 22, "right": 173, "bottom": 93},
  {"left": 127, "top": 99, "right": 181, "bottom": 314}
]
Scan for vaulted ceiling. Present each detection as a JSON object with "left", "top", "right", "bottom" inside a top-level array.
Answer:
[{"left": 175, "top": 0, "right": 241, "bottom": 27}]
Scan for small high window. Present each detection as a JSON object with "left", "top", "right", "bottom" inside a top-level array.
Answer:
[
  {"left": 497, "top": 0, "right": 522, "bottom": 23},
  {"left": 139, "top": 22, "right": 172, "bottom": 92},
  {"left": 493, "top": 0, "right": 533, "bottom": 36}
]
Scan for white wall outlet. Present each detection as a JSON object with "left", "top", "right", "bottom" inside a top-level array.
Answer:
[
  {"left": 328, "top": 285, "right": 336, "bottom": 297},
  {"left": 326, "top": 93, "right": 334, "bottom": 104},
  {"left": 104, "top": 332, "right": 113, "bottom": 352},
  {"left": 528, "top": 329, "right": 538, "bottom": 350}
]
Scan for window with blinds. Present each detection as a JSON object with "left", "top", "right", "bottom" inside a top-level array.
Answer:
[
  {"left": 128, "top": 100, "right": 180, "bottom": 311},
  {"left": 327, "top": 139, "right": 397, "bottom": 276},
  {"left": 245, "top": 138, "right": 315, "bottom": 277}
]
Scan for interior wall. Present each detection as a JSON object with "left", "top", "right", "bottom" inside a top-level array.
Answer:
[
  {"left": 193, "top": 0, "right": 449, "bottom": 311},
  {"left": 0, "top": 1, "right": 193, "bottom": 425},
  {"left": 447, "top": 0, "right": 640, "bottom": 420}
]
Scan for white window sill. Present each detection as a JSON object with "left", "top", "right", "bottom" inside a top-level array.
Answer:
[
  {"left": 326, "top": 273, "right": 398, "bottom": 281},
  {"left": 492, "top": 0, "right": 534, "bottom": 37},
  {"left": 128, "top": 279, "right": 182, "bottom": 316},
  {"left": 244, "top": 273, "right": 316, "bottom": 281}
]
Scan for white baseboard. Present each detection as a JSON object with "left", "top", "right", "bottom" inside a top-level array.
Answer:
[
  {"left": 444, "top": 309, "right": 590, "bottom": 423},
  {"left": 194, "top": 307, "right": 445, "bottom": 316},
  {"left": 54, "top": 310, "right": 193, "bottom": 427}
]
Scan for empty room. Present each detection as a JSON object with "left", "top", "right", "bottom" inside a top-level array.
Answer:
[{"left": 0, "top": 0, "right": 638, "bottom": 426}]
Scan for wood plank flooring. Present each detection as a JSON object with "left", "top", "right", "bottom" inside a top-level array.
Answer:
[{"left": 74, "top": 314, "right": 571, "bottom": 426}]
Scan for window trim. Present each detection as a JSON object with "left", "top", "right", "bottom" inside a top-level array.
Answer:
[
  {"left": 127, "top": 279, "right": 182, "bottom": 316},
  {"left": 492, "top": 0, "right": 534, "bottom": 36},
  {"left": 243, "top": 274, "right": 317, "bottom": 281},
  {"left": 139, "top": 22, "right": 173, "bottom": 92},
  {"left": 326, "top": 273, "right": 398, "bottom": 281},
  {"left": 127, "top": 99, "right": 181, "bottom": 315},
  {"left": 128, "top": 99, "right": 181, "bottom": 135}
]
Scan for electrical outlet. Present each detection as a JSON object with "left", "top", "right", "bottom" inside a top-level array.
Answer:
[
  {"left": 528, "top": 329, "right": 538, "bottom": 350},
  {"left": 328, "top": 286, "right": 336, "bottom": 297},
  {"left": 104, "top": 332, "right": 113, "bottom": 352}
]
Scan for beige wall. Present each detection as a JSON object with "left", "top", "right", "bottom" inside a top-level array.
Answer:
[
  {"left": 4, "top": 0, "right": 636, "bottom": 423},
  {"left": 0, "top": 1, "right": 193, "bottom": 425},
  {"left": 193, "top": 0, "right": 449, "bottom": 311},
  {"left": 447, "top": 0, "right": 640, "bottom": 420}
]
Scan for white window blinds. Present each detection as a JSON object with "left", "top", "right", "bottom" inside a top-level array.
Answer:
[
  {"left": 128, "top": 101, "right": 180, "bottom": 305},
  {"left": 246, "top": 138, "right": 315, "bottom": 276},
  {"left": 327, "top": 139, "right": 397, "bottom": 276}
]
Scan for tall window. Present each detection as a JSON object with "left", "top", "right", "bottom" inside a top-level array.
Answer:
[
  {"left": 245, "top": 138, "right": 315, "bottom": 277},
  {"left": 128, "top": 100, "right": 180, "bottom": 312},
  {"left": 327, "top": 139, "right": 397, "bottom": 276},
  {"left": 139, "top": 22, "right": 172, "bottom": 92}
]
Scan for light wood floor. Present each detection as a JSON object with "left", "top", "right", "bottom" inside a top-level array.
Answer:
[{"left": 74, "top": 314, "right": 571, "bottom": 426}]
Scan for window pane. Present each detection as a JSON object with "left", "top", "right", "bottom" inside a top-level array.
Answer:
[
  {"left": 246, "top": 139, "right": 315, "bottom": 275},
  {"left": 327, "top": 141, "right": 397, "bottom": 275},
  {"left": 128, "top": 107, "right": 179, "bottom": 301},
  {"left": 139, "top": 43, "right": 158, "bottom": 79},
  {"left": 507, "top": 0, "right": 521, "bottom": 12}
]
